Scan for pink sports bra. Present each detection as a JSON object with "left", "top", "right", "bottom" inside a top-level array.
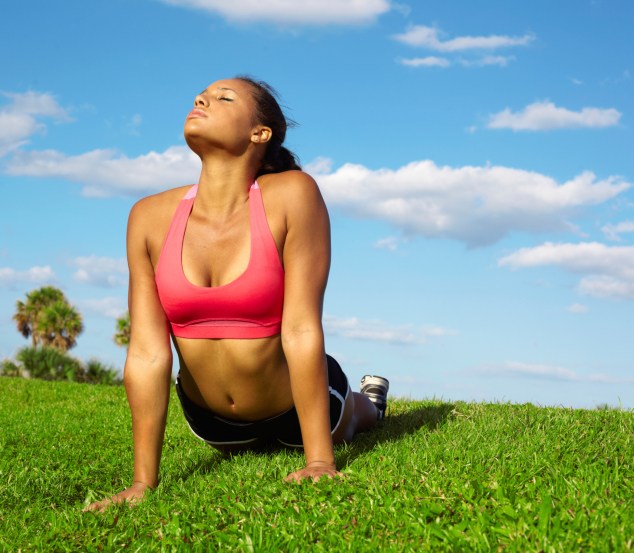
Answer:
[{"left": 155, "top": 182, "right": 284, "bottom": 339}]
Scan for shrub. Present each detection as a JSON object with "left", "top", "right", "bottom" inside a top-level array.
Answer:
[
  {"left": 4, "top": 347, "right": 122, "bottom": 385},
  {"left": 1, "top": 359, "right": 24, "bottom": 377},
  {"left": 16, "top": 346, "right": 83, "bottom": 381},
  {"left": 79, "top": 358, "right": 122, "bottom": 385}
]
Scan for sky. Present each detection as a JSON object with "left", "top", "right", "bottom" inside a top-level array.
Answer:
[{"left": 1, "top": 0, "right": 633, "bottom": 409}]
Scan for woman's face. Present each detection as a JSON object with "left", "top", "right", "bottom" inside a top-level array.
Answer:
[{"left": 184, "top": 78, "right": 261, "bottom": 156}]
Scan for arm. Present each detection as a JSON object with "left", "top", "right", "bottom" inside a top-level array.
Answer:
[
  {"left": 278, "top": 172, "right": 337, "bottom": 482},
  {"left": 85, "top": 199, "right": 173, "bottom": 511}
]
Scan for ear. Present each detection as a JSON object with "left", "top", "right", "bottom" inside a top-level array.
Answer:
[{"left": 251, "top": 126, "right": 272, "bottom": 144}]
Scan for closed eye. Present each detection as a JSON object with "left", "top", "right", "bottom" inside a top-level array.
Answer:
[{"left": 219, "top": 97, "right": 234, "bottom": 102}]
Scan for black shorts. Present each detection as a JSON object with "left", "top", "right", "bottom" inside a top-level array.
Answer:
[{"left": 175, "top": 354, "right": 350, "bottom": 448}]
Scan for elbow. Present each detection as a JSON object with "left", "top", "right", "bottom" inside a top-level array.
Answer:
[
  {"left": 124, "top": 346, "right": 173, "bottom": 382},
  {"left": 281, "top": 324, "right": 324, "bottom": 351}
]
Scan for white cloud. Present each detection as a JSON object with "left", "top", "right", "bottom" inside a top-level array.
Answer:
[
  {"left": 5, "top": 145, "right": 200, "bottom": 197},
  {"left": 128, "top": 113, "right": 142, "bottom": 136},
  {"left": 499, "top": 242, "right": 634, "bottom": 278},
  {"left": 488, "top": 101, "right": 621, "bottom": 131},
  {"left": 303, "top": 156, "right": 334, "bottom": 176},
  {"left": 323, "top": 315, "right": 456, "bottom": 345},
  {"left": 315, "top": 159, "right": 630, "bottom": 247},
  {"left": 374, "top": 236, "right": 400, "bottom": 251},
  {"left": 72, "top": 256, "right": 128, "bottom": 287},
  {"left": 499, "top": 242, "right": 634, "bottom": 300},
  {"left": 79, "top": 296, "right": 127, "bottom": 319},
  {"left": 400, "top": 56, "right": 450, "bottom": 68},
  {"left": 602, "top": 221, "right": 634, "bottom": 241},
  {"left": 393, "top": 25, "right": 534, "bottom": 51},
  {"left": 459, "top": 55, "right": 514, "bottom": 67},
  {"left": 2, "top": 91, "right": 69, "bottom": 119},
  {"left": 479, "top": 361, "right": 634, "bottom": 384},
  {"left": 159, "top": 0, "right": 390, "bottom": 25},
  {"left": 0, "top": 266, "right": 55, "bottom": 288},
  {"left": 568, "top": 303, "right": 588, "bottom": 314},
  {"left": 423, "top": 326, "right": 457, "bottom": 337},
  {"left": 400, "top": 54, "right": 514, "bottom": 69},
  {"left": 0, "top": 91, "right": 70, "bottom": 157},
  {"left": 504, "top": 361, "right": 579, "bottom": 381},
  {"left": 577, "top": 275, "right": 634, "bottom": 300},
  {"left": 600, "top": 69, "right": 632, "bottom": 87}
]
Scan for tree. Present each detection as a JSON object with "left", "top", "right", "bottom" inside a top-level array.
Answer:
[
  {"left": 14, "top": 286, "right": 65, "bottom": 346},
  {"left": 37, "top": 300, "right": 84, "bottom": 350},
  {"left": 13, "top": 286, "right": 83, "bottom": 351},
  {"left": 114, "top": 311, "right": 130, "bottom": 348}
]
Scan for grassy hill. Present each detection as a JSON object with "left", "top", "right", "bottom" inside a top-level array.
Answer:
[{"left": 1, "top": 377, "right": 631, "bottom": 552}]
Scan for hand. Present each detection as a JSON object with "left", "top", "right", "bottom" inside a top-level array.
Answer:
[
  {"left": 83, "top": 481, "right": 152, "bottom": 513},
  {"left": 284, "top": 461, "right": 343, "bottom": 483}
]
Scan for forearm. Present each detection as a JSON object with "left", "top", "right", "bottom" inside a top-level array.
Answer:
[
  {"left": 283, "top": 331, "right": 335, "bottom": 466},
  {"left": 123, "top": 352, "right": 172, "bottom": 487}
]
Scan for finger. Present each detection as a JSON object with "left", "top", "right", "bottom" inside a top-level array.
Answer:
[
  {"left": 284, "top": 472, "right": 301, "bottom": 483},
  {"left": 83, "top": 500, "right": 107, "bottom": 513},
  {"left": 83, "top": 493, "right": 126, "bottom": 513}
]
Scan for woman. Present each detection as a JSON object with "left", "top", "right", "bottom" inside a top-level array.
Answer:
[{"left": 86, "top": 77, "right": 389, "bottom": 512}]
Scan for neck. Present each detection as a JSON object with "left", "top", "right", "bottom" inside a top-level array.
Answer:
[{"left": 194, "top": 155, "right": 259, "bottom": 218}]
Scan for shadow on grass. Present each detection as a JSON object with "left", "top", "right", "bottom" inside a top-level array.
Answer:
[
  {"left": 336, "top": 402, "right": 455, "bottom": 469},
  {"left": 172, "top": 402, "right": 455, "bottom": 480}
]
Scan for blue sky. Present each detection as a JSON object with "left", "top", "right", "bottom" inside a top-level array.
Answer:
[{"left": 1, "top": 0, "right": 633, "bottom": 408}]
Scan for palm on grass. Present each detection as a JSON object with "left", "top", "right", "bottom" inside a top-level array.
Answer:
[
  {"left": 14, "top": 286, "right": 65, "bottom": 346},
  {"left": 36, "top": 301, "right": 84, "bottom": 351},
  {"left": 13, "top": 286, "right": 83, "bottom": 351},
  {"left": 114, "top": 311, "right": 131, "bottom": 347}
]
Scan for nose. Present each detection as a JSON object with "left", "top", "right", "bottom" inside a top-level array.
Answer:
[{"left": 194, "top": 93, "right": 208, "bottom": 107}]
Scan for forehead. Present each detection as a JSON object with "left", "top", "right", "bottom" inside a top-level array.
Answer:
[{"left": 205, "top": 79, "right": 252, "bottom": 96}]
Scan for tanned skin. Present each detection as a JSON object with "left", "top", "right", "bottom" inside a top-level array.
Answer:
[{"left": 85, "top": 79, "right": 377, "bottom": 512}]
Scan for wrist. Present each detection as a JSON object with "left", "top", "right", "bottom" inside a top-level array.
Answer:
[
  {"left": 305, "top": 460, "right": 336, "bottom": 468},
  {"left": 132, "top": 471, "right": 158, "bottom": 489},
  {"left": 131, "top": 480, "right": 156, "bottom": 490}
]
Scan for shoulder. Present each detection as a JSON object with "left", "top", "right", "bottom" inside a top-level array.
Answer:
[
  {"left": 259, "top": 172, "right": 329, "bottom": 242},
  {"left": 126, "top": 186, "right": 194, "bottom": 262},
  {"left": 258, "top": 170, "right": 318, "bottom": 193},
  {"left": 128, "top": 185, "right": 192, "bottom": 229},
  {"left": 257, "top": 171, "right": 325, "bottom": 214}
]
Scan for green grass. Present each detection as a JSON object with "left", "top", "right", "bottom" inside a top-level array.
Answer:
[{"left": 0, "top": 377, "right": 631, "bottom": 552}]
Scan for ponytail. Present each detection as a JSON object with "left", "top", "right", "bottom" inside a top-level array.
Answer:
[
  {"left": 236, "top": 75, "right": 302, "bottom": 176},
  {"left": 257, "top": 142, "right": 302, "bottom": 177}
]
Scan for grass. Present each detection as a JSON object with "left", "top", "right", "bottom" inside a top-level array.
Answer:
[{"left": 0, "top": 377, "right": 631, "bottom": 552}]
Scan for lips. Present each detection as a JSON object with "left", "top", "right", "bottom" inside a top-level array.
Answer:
[{"left": 187, "top": 109, "right": 206, "bottom": 119}]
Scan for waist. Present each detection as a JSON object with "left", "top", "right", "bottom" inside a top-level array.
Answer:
[{"left": 174, "top": 335, "right": 293, "bottom": 420}]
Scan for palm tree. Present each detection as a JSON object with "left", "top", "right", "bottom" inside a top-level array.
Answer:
[
  {"left": 36, "top": 300, "right": 84, "bottom": 351},
  {"left": 114, "top": 311, "right": 131, "bottom": 347},
  {"left": 13, "top": 286, "right": 66, "bottom": 346}
]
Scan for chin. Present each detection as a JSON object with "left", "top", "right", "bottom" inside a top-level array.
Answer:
[{"left": 184, "top": 133, "right": 208, "bottom": 157}]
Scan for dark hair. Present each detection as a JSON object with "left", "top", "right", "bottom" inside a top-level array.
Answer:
[{"left": 236, "top": 76, "right": 302, "bottom": 177}]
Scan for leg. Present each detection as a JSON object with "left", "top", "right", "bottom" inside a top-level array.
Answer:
[
  {"left": 332, "top": 390, "right": 379, "bottom": 444},
  {"left": 352, "top": 391, "right": 380, "bottom": 432},
  {"left": 326, "top": 356, "right": 388, "bottom": 444}
]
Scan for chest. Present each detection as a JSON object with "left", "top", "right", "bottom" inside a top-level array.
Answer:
[{"left": 181, "top": 207, "right": 252, "bottom": 288}]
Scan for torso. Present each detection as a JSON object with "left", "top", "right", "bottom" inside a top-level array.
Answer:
[{"left": 143, "top": 174, "right": 293, "bottom": 420}]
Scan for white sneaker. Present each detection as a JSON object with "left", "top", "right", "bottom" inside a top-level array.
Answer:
[{"left": 360, "top": 375, "right": 389, "bottom": 419}]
